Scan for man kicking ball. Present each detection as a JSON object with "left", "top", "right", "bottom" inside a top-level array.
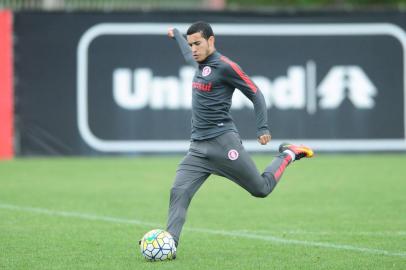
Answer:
[{"left": 166, "top": 21, "right": 314, "bottom": 249}]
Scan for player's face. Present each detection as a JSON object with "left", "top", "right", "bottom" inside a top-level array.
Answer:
[{"left": 187, "top": 32, "right": 215, "bottom": 62}]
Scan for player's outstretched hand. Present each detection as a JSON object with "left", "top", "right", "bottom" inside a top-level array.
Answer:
[
  {"left": 168, "top": 27, "right": 175, "bottom": 39},
  {"left": 258, "top": 134, "right": 271, "bottom": 145}
]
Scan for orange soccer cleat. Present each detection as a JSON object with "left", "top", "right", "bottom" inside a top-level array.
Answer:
[{"left": 279, "top": 143, "right": 314, "bottom": 161}]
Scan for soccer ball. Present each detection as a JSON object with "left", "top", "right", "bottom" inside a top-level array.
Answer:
[{"left": 140, "top": 229, "right": 176, "bottom": 261}]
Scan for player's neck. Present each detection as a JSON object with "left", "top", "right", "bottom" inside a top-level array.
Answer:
[{"left": 199, "top": 50, "right": 217, "bottom": 64}]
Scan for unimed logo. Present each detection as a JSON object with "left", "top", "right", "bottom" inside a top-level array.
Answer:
[
  {"left": 77, "top": 23, "right": 406, "bottom": 152},
  {"left": 112, "top": 63, "right": 377, "bottom": 114}
]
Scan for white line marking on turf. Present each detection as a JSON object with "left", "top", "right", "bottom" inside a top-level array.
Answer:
[
  {"left": 195, "top": 228, "right": 406, "bottom": 258},
  {"left": 234, "top": 229, "right": 406, "bottom": 237},
  {"left": 1, "top": 203, "right": 405, "bottom": 258},
  {"left": 0, "top": 203, "right": 161, "bottom": 227}
]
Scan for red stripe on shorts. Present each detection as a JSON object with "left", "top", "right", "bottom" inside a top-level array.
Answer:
[{"left": 274, "top": 155, "right": 292, "bottom": 181}]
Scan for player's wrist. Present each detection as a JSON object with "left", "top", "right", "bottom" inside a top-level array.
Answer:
[
  {"left": 256, "top": 128, "right": 270, "bottom": 138},
  {"left": 172, "top": 28, "right": 180, "bottom": 39}
]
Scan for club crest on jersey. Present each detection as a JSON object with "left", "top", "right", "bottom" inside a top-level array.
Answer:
[
  {"left": 228, "top": 149, "right": 239, "bottom": 161},
  {"left": 202, "top": 66, "right": 211, "bottom": 77}
]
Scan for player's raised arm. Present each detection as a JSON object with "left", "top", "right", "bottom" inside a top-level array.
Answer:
[
  {"left": 168, "top": 27, "right": 198, "bottom": 69},
  {"left": 220, "top": 56, "right": 271, "bottom": 144}
]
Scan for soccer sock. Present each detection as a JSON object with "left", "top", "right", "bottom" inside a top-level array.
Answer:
[
  {"left": 263, "top": 153, "right": 293, "bottom": 185},
  {"left": 283, "top": 150, "right": 296, "bottom": 162}
]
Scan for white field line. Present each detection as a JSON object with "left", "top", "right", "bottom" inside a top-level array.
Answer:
[
  {"left": 0, "top": 203, "right": 405, "bottom": 258},
  {"left": 233, "top": 229, "right": 406, "bottom": 237}
]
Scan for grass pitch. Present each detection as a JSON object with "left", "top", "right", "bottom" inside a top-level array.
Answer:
[{"left": 0, "top": 154, "right": 405, "bottom": 269}]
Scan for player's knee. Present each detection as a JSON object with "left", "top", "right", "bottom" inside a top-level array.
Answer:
[
  {"left": 250, "top": 189, "right": 268, "bottom": 198},
  {"left": 170, "top": 187, "right": 183, "bottom": 199},
  {"left": 170, "top": 187, "right": 191, "bottom": 203},
  {"left": 170, "top": 187, "right": 179, "bottom": 196}
]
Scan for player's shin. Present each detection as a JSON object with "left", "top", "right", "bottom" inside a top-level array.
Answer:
[{"left": 264, "top": 153, "right": 293, "bottom": 183}]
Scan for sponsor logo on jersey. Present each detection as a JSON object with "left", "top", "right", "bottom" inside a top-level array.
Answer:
[{"left": 192, "top": 81, "right": 212, "bottom": 92}]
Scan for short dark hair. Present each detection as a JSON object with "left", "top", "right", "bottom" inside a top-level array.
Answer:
[{"left": 187, "top": 21, "right": 214, "bottom": 40}]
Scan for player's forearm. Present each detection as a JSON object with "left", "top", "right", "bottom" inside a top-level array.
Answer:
[
  {"left": 173, "top": 28, "right": 198, "bottom": 69},
  {"left": 252, "top": 91, "right": 270, "bottom": 137}
]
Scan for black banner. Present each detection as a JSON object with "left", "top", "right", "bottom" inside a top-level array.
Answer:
[{"left": 14, "top": 11, "right": 406, "bottom": 155}]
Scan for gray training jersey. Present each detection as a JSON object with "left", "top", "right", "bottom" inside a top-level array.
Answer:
[{"left": 173, "top": 29, "right": 269, "bottom": 141}]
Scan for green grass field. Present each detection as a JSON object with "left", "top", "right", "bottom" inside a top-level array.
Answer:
[{"left": 0, "top": 154, "right": 405, "bottom": 269}]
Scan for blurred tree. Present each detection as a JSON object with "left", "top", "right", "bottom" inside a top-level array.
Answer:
[
  {"left": 227, "top": 0, "right": 406, "bottom": 8},
  {"left": 1, "top": 0, "right": 406, "bottom": 10}
]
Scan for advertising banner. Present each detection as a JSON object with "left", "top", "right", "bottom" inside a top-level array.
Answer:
[
  {"left": 0, "top": 10, "right": 14, "bottom": 159},
  {"left": 14, "top": 12, "right": 406, "bottom": 155}
]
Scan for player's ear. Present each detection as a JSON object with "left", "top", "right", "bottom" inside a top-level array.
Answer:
[{"left": 208, "top": 36, "right": 215, "bottom": 47}]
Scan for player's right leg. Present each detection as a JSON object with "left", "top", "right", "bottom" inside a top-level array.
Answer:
[{"left": 166, "top": 150, "right": 212, "bottom": 246}]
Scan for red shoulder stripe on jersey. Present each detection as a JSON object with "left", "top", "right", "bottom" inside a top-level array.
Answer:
[{"left": 220, "top": 55, "right": 257, "bottom": 93}]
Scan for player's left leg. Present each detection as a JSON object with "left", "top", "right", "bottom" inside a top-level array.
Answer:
[
  {"left": 261, "top": 141, "right": 314, "bottom": 183},
  {"left": 279, "top": 142, "right": 314, "bottom": 162},
  {"left": 261, "top": 142, "right": 314, "bottom": 185},
  {"left": 208, "top": 132, "right": 313, "bottom": 198},
  {"left": 207, "top": 132, "right": 276, "bottom": 197}
]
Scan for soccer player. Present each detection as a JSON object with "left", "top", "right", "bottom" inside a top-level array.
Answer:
[{"left": 166, "top": 21, "right": 313, "bottom": 248}]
